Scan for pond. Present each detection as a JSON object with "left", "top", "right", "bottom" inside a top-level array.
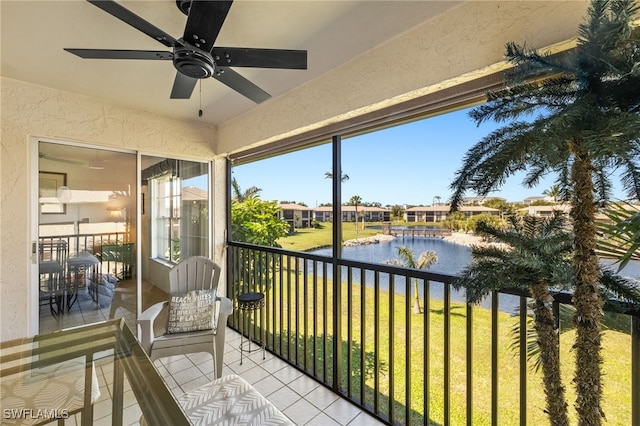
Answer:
[
  {"left": 309, "top": 236, "right": 640, "bottom": 313},
  {"left": 312, "top": 235, "right": 472, "bottom": 275}
]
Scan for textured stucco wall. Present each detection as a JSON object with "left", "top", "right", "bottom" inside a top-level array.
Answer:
[
  {"left": 215, "top": 0, "right": 589, "bottom": 155},
  {"left": 0, "top": 77, "right": 216, "bottom": 340}
]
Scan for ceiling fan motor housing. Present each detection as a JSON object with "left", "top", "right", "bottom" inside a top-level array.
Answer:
[
  {"left": 176, "top": 0, "right": 191, "bottom": 16},
  {"left": 173, "top": 44, "right": 215, "bottom": 79}
]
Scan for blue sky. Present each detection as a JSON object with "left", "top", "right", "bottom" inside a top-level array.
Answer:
[{"left": 231, "top": 107, "right": 626, "bottom": 207}]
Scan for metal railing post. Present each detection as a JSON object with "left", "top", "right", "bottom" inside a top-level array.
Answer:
[{"left": 331, "top": 135, "right": 343, "bottom": 391}]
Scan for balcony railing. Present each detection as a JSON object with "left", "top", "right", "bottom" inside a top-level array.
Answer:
[
  {"left": 227, "top": 241, "right": 640, "bottom": 426},
  {"left": 39, "top": 232, "right": 134, "bottom": 279}
]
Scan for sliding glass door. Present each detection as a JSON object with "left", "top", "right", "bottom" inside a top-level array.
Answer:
[
  {"left": 37, "top": 141, "right": 137, "bottom": 333},
  {"left": 36, "top": 142, "right": 211, "bottom": 335}
]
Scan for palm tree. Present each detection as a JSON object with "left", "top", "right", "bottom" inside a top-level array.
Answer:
[
  {"left": 349, "top": 195, "right": 362, "bottom": 234},
  {"left": 387, "top": 247, "right": 437, "bottom": 314},
  {"left": 455, "top": 213, "right": 640, "bottom": 425},
  {"left": 324, "top": 171, "right": 350, "bottom": 182},
  {"left": 231, "top": 177, "right": 262, "bottom": 202},
  {"left": 449, "top": 2, "right": 640, "bottom": 423},
  {"left": 542, "top": 185, "right": 561, "bottom": 203},
  {"left": 455, "top": 213, "right": 573, "bottom": 424}
]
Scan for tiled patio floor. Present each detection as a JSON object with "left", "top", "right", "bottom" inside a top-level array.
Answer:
[
  {"left": 39, "top": 290, "right": 384, "bottom": 425},
  {"left": 153, "top": 327, "right": 385, "bottom": 426}
]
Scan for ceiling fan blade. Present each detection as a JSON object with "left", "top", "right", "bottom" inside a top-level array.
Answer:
[
  {"left": 170, "top": 72, "right": 198, "bottom": 99},
  {"left": 87, "top": 0, "right": 181, "bottom": 48},
  {"left": 65, "top": 48, "right": 173, "bottom": 60},
  {"left": 213, "top": 67, "right": 270, "bottom": 103},
  {"left": 39, "top": 153, "right": 85, "bottom": 166},
  {"left": 212, "top": 47, "right": 307, "bottom": 69},
  {"left": 183, "top": 0, "right": 233, "bottom": 53}
]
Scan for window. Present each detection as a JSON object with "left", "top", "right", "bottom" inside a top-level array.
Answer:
[
  {"left": 144, "top": 157, "right": 209, "bottom": 263},
  {"left": 152, "top": 174, "right": 179, "bottom": 262}
]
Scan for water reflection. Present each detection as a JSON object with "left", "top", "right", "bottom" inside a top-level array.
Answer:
[{"left": 309, "top": 236, "right": 640, "bottom": 314}]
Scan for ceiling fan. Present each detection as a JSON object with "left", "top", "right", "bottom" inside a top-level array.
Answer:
[
  {"left": 39, "top": 152, "right": 85, "bottom": 166},
  {"left": 64, "top": 0, "right": 308, "bottom": 103}
]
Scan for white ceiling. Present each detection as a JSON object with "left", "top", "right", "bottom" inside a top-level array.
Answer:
[{"left": 1, "top": 0, "right": 461, "bottom": 126}]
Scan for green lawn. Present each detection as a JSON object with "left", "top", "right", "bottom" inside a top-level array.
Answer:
[
  {"left": 277, "top": 222, "right": 381, "bottom": 251},
  {"left": 255, "top": 222, "right": 635, "bottom": 424},
  {"left": 233, "top": 265, "right": 634, "bottom": 425}
]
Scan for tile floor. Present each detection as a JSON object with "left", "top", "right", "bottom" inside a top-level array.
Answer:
[
  {"left": 151, "top": 328, "right": 385, "bottom": 426},
  {"left": 39, "top": 289, "right": 385, "bottom": 425}
]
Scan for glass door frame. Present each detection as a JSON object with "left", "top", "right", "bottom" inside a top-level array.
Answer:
[
  {"left": 31, "top": 138, "right": 214, "bottom": 336},
  {"left": 31, "top": 137, "right": 140, "bottom": 335}
]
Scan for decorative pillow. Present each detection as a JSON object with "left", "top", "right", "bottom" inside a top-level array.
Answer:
[{"left": 166, "top": 289, "right": 217, "bottom": 334}]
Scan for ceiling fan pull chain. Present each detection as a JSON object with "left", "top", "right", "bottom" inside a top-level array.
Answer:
[{"left": 198, "top": 80, "right": 203, "bottom": 118}]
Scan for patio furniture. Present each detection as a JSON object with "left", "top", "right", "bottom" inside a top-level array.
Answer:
[
  {"left": 38, "top": 240, "right": 68, "bottom": 317},
  {"left": 172, "top": 374, "right": 294, "bottom": 425},
  {"left": 99, "top": 242, "right": 135, "bottom": 280},
  {"left": 0, "top": 319, "right": 188, "bottom": 425},
  {"left": 237, "top": 292, "right": 266, "bottom": 365},
  {"left": 108, "top": 283, "right": 136, "bottom": 320},
  {"left": 137, "top": 256, "right": 233, "bottom": 379},
  {"left": 38, "top": 261, "right": 65, "bottom": 317},
  {"left": 66, "top": 252, "right": 100, "bottom": 310}
]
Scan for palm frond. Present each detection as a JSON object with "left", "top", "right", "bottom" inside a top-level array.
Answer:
[
  {"left": 417, "top": 251, "right": 438, "bottom": 270},
  {"left": 504, "top": 42, "right": 580, "bottom": 80},
  {"left": 508, "top": 313, "right": 542, "bottom": 373},
  {"left": 454, "top": 213, "right": 576, "bottom": 304},
  {"left": 386, "top": 246, "right": 438, "bottom": 272},
  {"left": 449, "top": 121, "right": 539, "bottom": 207},
  {"left": 470, "top": 76, "right": 577, "bottom": 126},
  {"left": 508, "top": 304, "right": 578, "bottom": 373},
  {"left": 596, "top": 201, "right": 640, "bottom": 269},
  {"left": 397, "top": 246, "right": 417, "bottom": 269},
  {"left": 618, "top": 156, "right": 640, "bottom": 199},
  {"left": 599, "top": 267, "right": 640, "bottom": 309}
]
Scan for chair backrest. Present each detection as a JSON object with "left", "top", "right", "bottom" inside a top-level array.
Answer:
[
  {"left": 169, "top": 256, "right": 221, "bottom": 294},
  {"left": 39, "top": 240, "right": 68, "bottom": 264}
]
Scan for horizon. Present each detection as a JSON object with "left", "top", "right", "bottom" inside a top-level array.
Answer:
[{"left": 232, "top": 106, "right": 627, "bottom": 207}]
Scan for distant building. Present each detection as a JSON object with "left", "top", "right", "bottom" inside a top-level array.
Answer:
[
  {"left": 519, "top": 204, "right": 571, "bottom": 217},
  {"left": 404, "top": 205, "right": 500, "bottom": 222},
  {"left": 462, "top": 196, "right": 506, "bottom": 206},
  {"left": 361, "top": 206, "right": 391, "bottom": 222},
  {"left": 595, "top": 203, "right": 640, "bottom": 224},
  {"left": 312, "top": 205, "right": 390, "bottom": 222},
  {"left": 313, "top": 206, "right": 333, "bottom": 222},
  {"left": 523, "top": 196, "right": 555, "bottom": 205},
  {"left": 278, "top": 203, "right": 312, "bottom": 229}
]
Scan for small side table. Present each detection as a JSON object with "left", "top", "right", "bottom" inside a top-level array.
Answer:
[
  {"left": 67, "top": 253, "right": 100, "bottom": 310},
  {"left": 237, "top": 292, "right": 266, "bottom": 365}
]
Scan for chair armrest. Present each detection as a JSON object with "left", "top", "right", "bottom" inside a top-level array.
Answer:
[
  {"left": 218, "top": 296, "right": 233, "bottom": 318},
  {"left": 109, "top": 286, "right": 136, "bottom": 319},
  {"left": 137, "top": 301, "right": 167, "bottom": 354},
  {"left": 213, "top": 297, "right": 233, "bottom": 379}
]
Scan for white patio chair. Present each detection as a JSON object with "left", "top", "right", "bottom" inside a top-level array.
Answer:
[{"left": 137, "top": 256, "right": 232, "bottom": 379}]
